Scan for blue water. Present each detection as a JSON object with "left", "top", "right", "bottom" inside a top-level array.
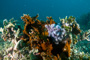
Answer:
[
  {"left": 0, "top": 0, "right": 90, "bottom": 22},
  {"left": 0, "top": 0, "right": 90, "bottom": 59}
]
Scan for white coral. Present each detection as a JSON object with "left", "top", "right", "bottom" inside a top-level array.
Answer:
[
  {"left": 15, "top": 29, "right": 20, "bottom": 39},
  {"left": 6, "top": 22, "right": 15, "bottom": 28},
  {"left": 0, "top": 28, "right": 3, "bottom": 34}
]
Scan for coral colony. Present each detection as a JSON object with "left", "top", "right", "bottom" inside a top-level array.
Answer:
[
  {"left": 45, "top": 24, "right": 66, "bottom": 44},
  {"left": 0, "top": 14, "right": 90, "bottom": 60}
]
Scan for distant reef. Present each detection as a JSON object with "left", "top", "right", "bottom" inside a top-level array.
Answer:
[{"left": 77, "top": 12, "right": 90, "bottom": 30}]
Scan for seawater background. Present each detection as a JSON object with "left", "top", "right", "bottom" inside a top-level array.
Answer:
[
  {"left": 0, "top": 0, "right": 90, "bottom": 23},
  {"left": 0, "top": 0, "right": 90, "bottom": 56}
]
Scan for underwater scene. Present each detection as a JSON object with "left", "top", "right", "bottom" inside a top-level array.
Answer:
[{"left": 0, "top": 0, "right": 90, "bottom": 60}]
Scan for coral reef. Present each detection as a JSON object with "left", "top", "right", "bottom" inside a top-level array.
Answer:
[
  {"left": 77, "top": 12, "right": 90, "bottom": 30},
  {"left": 0, "top": 14, "right": 90, "bottom": 60}
]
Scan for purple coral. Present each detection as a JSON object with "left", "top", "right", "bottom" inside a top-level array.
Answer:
[{"left": 45, "top": 24, "right": 66, "bottom": 44}]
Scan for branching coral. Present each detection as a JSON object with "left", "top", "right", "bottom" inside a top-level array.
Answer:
[
  {"left": 46, "top": 16, "right": 55, "bottom": 24},
  {"left": 80, "top": 29, "right": 90, "bottom": 41},
  {"left": 60, "top": 16, "right": 81, "bottom": 35},
  {"left": 0, "top": 18, "right": 23, "bottom": 59},
  {"left": 21, "top": 14, "right": 44, "bottom": 49}
]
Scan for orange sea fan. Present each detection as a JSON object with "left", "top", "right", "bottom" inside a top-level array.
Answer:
[
  {"left": 21, "top": 14, "right": 48, "bottom": 49},
  {"left": 21, "top": 14, "right": 38, "bottom": 24},
  {"left": 63, "top": 40, "right": 71, "bottom": 57},
  {"left": 46, "top": 16, "right": 55, "bottom": 25}
]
